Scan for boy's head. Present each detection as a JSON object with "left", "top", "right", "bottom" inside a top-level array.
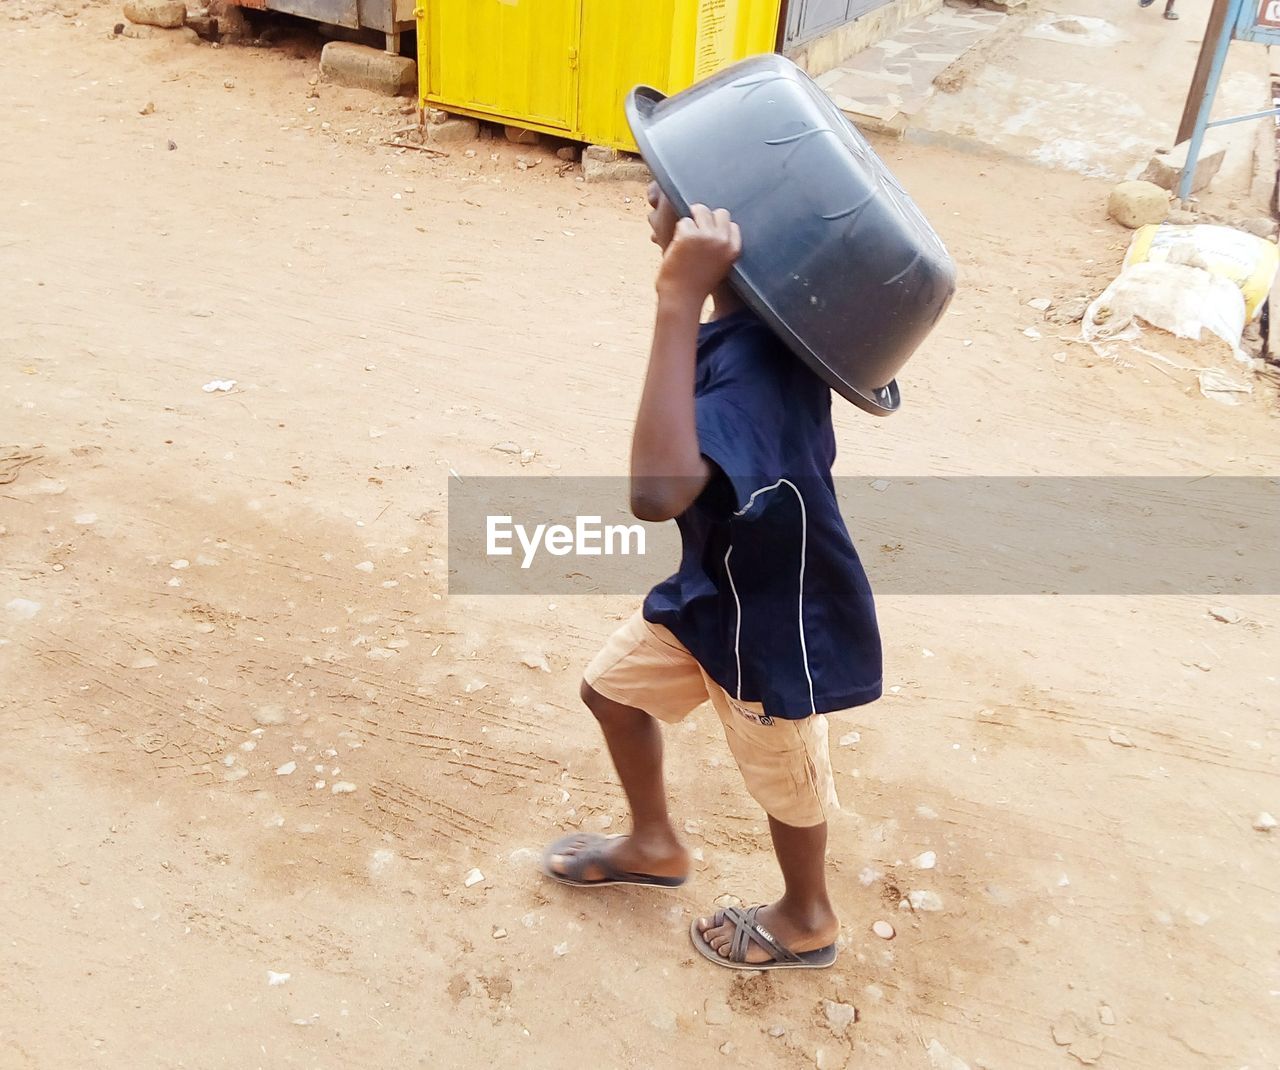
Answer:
[{"left": 647, "top": 182, "right": 679, "bottom": 251}]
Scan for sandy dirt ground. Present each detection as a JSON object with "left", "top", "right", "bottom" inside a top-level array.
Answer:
[{"left": 2, "top": 1, "right": 1279, "bottom": 1068}]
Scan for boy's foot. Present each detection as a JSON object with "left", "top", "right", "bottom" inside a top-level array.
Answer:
[
  {"left": 695, "top": 900, "right": 838, "bottom": 964},
  {"left": 544, "top": 831, "right": 690, "bottom": 886}
]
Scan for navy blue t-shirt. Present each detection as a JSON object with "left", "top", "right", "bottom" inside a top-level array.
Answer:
[{"left": 642, "top": 309, "right": 882, "bottom": 720}]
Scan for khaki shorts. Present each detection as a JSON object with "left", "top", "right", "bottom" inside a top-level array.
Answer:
[{"left": 583, "top": 611, "right": 838, "bottom": 828}]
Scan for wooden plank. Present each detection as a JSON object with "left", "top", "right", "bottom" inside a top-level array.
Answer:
[{"left": 1176, "top": 0, "right": 1235, "bottom": 146}]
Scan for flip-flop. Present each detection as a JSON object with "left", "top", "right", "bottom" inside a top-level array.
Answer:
[
  {"left": 689, "top": 905, "right": 837, "bottom": 971},
  {"left": 1164, "top": 10, "right": 1179, "bottom": 17},
  {"left": 541, "top": 832, "right": 687, "bottom": 889}
]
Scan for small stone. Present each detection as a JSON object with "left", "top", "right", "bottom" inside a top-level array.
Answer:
[
  {"left": 520, "top": 652, "right": 551, "bottom": 673},
  {"left": 1068, "top": 1036, "right": 1104, "bottom": 1065},
  {"left": 492, "top": 441, "right": 521, "bottom": 455},
  {"left": 1253, "top": 812, "right": 1277, "bottom": 832},
  {"left": 1208, "top": 605, "right": 1243, "bottom": 624},
  {"left": 123, "top": 0, "right": 187, "bottom": 29},
  {"left": 140, "top": 101, "right": 155, "bottom": 115},
  {"left": 428, "top": 117, "right": 480, "bottom": 145},
  {"left": 492, "top": 927, "right": 508, "bottom": 940},
  {"left": 822, "top": 1000, "right": 857, "bottom": 1035},
  {"left": 912, "top": 851, "right": 937, "bottom": 870},
  {"left": 275, "top": 761, "right": 296, "bottom": 775},
  {"left": 1052, "top": 1011, "right": 1081, "bottom": 1046},
  {"left": 1097, "top": 1005, "right": 1116, "bottom": 1026},
  {"left": 1027, "top": 297, "right": 1052, "bottom": 311},
  {"left": 869, "top": 479, "right": 890, "bottom": 492},
  {"left": 505, "top": 125, "right": 539, "bottom": 145},
  {"left": 252, "top": 704, "right": 286, "bottom": 726},
  {"left": 519, "top": 448, "right": 536, "bottom": 465},
  {"left": 907, "top": 890, "right": 943, "bottom": 912},
  {"left": 331, "top": 781, "right": 356, "bottom": 794},
  {"left": 463, "top": 867, "right": 485, "bottom": 888},
  {"left": 838, "top": 731, "right": 861, "bottom": 747},
  {"left": 223, "top": 79, "right": 235, "bottom": 89},
  {"left": 704, "top": 998, "right": 732, "bottom": 1026},
  {"left": 768, "top": 1025, "right": 787, "bottom": 1038},
  {"left": 1022, "top": 327, "right": 1041, "bottom": 339},
  {"left": 170, "top": 559, "right": 189, "bottom": 570},
  {"left": 872, "top": 920, "right": 895, "bottom": 940},
  {"left": 1108, "top": 181, "right": 1170, "bottom": 229},
  {"left": 355, "top": 560, "right": 374, "bottom": 573},
  {"left": 556, "top": 146, "right": 579, "bottom": 162},
  {"left": 515, "top": 155, "right": 539, "bottom": 171},
  {"left": 719, "top": 1042, "right": 734, "bottom": 1056},
  {"left": 552, "top": 941, "right": 569, "bottom": 957},
  {"left": 267, "top": 970, "right": 290, "bottom": 986},
  {"left": 1108, "top": 728, "right": 1135, "bottom": 748}
]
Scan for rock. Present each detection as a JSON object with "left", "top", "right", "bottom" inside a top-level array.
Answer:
[
  {"left": 1047, "top": 296, "right": 1090, "bottom": 325},
  {"left": 556, "top": 145, "right": 579, "bottom": 162},
  {"left": 165, "top": 25, "right": 200, "bottom": 44},
  {"left": 838, "top": 731, "right": 860, "bottom": 747},
  {"left": 872, "top": 920, "right": 895, "bottom": 939},
  {"left": 463, "top": 868, "right": 485, "bottom": 888},
  {"left": 768, "top": 1025, "right": 787, "bottom": 1037},
  {"left": 1240, "top": 216, "right": 1278, "bottom": 240},
  {"left": 123, "top": 0, "right": 187, "bottom": 29},
  {"left": 718, "top": 1042, "right": 734, "bottom": 1055},
  {"left": 1097, "top": 1005, "right": 1116, "bottom": 1026},
  {"left": 1167, "top": 209, "right": 1198, "bottom": 226},
  {"left": 331, "top": 781, "right": 356, "bottom": 794},
  {"left": 912, "top": 851, "right": 937, "bottom": 870},
  {"left": 1068, "top": 1036, "right": 1104, "bottom": 1065},
  {"left": 428, "top": 117, "right": 479, "bottom": 145},
  {"left": 505, "top": 125, "right": 539, "bottom": 145},
  {"left": 822, "top": 1000, "right": 857, "bottom": 1034},
  {"left": 275, "top": 761, "right": 296, "bottom": 775},
  {"left": 1140, "top": 139, "right": 1225, "bottom": 195},
  {"left": 266, "top": 970, "right": 291, "bottom": 986},
  {"left": 1027, "top": 297, "right": 1052, "bottom": 312},
  {"left": 1208, "top": 605, "right": 1243, "bottom": 624},
  {"left": 252, "top": 704, "right": 286, "bottom": 726},
  {"left": 1254, "top": 812, "right": 1277, "bottom": 832},
  {"left": 1052, "top": 1011, "right": 1082, "bottom": 1046},
  {"left": 139, "top": 101, "right": 155, "bottom": 115},
  {"left": 520, "top": 652, "right": 551, "bottom": 673},
  {"left": 492, "top": 441, "right": 521, "bottom": 454},
  {"left": 907, "top": 890, "right": 943, "bottom": 912},
  {"left": 515, "top": 155, "right": 539, "bottom": 171},
  {"left": 319, "top": 41, "right": 416, "bottom": 97},
  {"left": 1108, "top": 181, "right": 1170, "bottom": 229},
  {"left": 704, "top": 998, "right": 732, "bottom": 1026},
  {"left": 492, "top": 927, "right": 507, "bottom": 939},
  {"left": 583, "top": 150, "right": 651, "bottom": 184},
  {"left": 185, "top": 12, "right": 215, "bottom": 34},
  {"left": 926, "top": 1039, "right": 971, "bottom": 1070},
  {"left": 1108, "top": 728, "right": 1135, "bottom": 748}
]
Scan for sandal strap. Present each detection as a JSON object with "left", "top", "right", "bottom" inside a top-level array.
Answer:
[{"left": 725, "top": 905, "right": 802, "bottom": 964}]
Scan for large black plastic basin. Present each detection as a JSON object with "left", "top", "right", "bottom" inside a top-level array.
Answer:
[{"left": 626, "top": 54, "right": 956, "bottom": 415}]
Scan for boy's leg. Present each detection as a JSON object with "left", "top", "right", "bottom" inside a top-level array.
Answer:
[
  {"left": 547, "top": 681, "right": 688, "bottom": 881},
  {"left": 696, "top": 816, "right": 838, "bottom": 962},
  {"left": 695, "top": 691, "right": 841, "bottom": 962},
  {"left": 1163, "top": 0, "right": 1178, "bottom": 18}
]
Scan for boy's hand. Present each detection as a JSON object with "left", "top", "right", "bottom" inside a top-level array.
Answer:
[{"left": 656, "top": 204, "right": 742, "bottom": 304}]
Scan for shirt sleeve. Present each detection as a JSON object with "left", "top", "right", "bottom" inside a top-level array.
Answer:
[{"left": 695, "top": 329, "right": 790, "bottom": 519}]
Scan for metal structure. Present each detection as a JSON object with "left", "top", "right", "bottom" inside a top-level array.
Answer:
[
  {"left": 416, "top": 0, "right": 782, "bottom": 152},
  {"left": 780, "top": 0, "right": 892, "bottom": 49},
  {"left": 234, "top": 0, "right": 415, "bottom": 52},
  {"left": 1179, "top": 0, "right": 1280, "bottom": 201}
]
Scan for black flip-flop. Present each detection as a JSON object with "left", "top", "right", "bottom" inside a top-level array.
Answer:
[
  {"left": 541, "top": 832, "right": 687, "bottom": 888},
  {"left": 689, "top": 905, "right": 837, "bottom": 971}
]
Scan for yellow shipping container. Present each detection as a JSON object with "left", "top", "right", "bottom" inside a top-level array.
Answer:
[{"left": 417, "top": 0, "right": 781, "bottom": 152}]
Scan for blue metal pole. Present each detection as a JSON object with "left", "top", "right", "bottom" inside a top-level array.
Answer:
[{"left": 1177, "top": 0, "right": 1245, "bottom": 202}]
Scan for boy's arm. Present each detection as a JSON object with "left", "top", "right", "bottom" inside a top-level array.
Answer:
[{"left": 630, "top": 205, "right": 742, "bottom": 522}]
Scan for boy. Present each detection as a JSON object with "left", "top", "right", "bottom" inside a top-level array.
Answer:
[{"left": 542, "top": 185, "right": 882, "bottom": 970}]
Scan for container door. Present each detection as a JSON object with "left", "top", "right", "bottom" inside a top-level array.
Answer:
[{"left": 427, "top": 0, "right": 579, "bottom": 131}]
